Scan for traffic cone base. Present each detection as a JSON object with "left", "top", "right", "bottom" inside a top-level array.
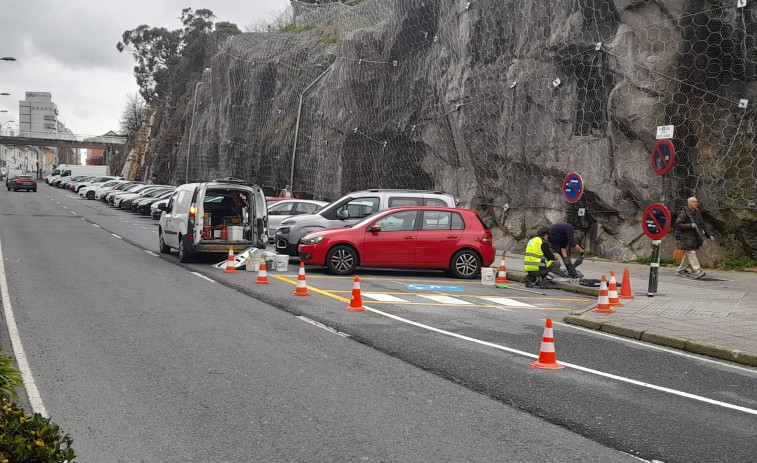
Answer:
[
  {"left": 255, "top": 258, "right": 271, "bottom": 284},
  {"left": 495, "top": 254, "right": 509, "bottom": 283},
  {"left": 224, "top": 248, "right": 238, "bottom": 274},
  {"left": 593, "top": 274, "right": 615, "bottom": 313},
  {"left": 293, "top": 262, "right": 310, "bottom": 296},
  {"left": 619, "top": 266, "right": 635, "bottom": 299},
  {"left": 608, "top": 271, "right": 622, "bottom": 307},
  {"left": 530, "top": 318, "right": 565, "bottom": 369},
  {"left": 346, "top": 276, "right": 365, "bottom": 311}
]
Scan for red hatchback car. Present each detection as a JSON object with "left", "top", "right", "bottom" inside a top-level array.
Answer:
[{"left": 298, "top": 206, "right": 495, "bottom": 278}]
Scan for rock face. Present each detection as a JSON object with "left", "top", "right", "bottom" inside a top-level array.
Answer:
[{"left": 157, "top": 0, "right": 757, "bottom": 263}]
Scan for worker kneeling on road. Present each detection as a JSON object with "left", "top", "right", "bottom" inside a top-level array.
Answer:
[{"left": 524, "top": 227, "right": 560, "bottom": 289}]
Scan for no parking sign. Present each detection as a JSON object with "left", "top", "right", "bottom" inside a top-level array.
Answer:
[
  {"left": 651, "top": 139, "right": 675, "bottom": 175},
  {"left": 642, "top": 204, "right": 671, "bottom": 240},
  {"left": 563, "top": 173, "right": 583, "bottom": 203}
]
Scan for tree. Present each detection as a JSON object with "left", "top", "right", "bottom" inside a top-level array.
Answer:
[{"left": 119, "top": 92, "right": 149, "bottom": 135}]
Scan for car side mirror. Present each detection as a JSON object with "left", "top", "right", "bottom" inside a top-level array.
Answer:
[
  {"left": 158, "top": 203, "right": 169, "bottom": 212},
  {"left": 369, "top": 225, "right": 381, "bottom": 233},
  {"left": 338, "top": 210, "right": 350, "bottom": 220}
]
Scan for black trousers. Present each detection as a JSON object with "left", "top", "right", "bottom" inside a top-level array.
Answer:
[{"left": 526, "top": 261, "right": 560, "bottom": 282}]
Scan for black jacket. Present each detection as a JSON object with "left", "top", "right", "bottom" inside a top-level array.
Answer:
[{"left": 675, "top": 208, "right": 711, "bottom": 251}]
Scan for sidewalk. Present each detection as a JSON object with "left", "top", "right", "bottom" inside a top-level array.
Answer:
[{"left": 494, "top": 252, "right": 757, "bottom": 367}]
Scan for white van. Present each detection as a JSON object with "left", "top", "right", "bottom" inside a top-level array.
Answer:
[
  {"left": 158, "top": 181, "right": 268, "bottom": 262},
  {"left": 48, "top": 165, "right": 109, "bottom": 186},
  {"left": 274, "top": 189, "right": 456, "bottom": 256}
]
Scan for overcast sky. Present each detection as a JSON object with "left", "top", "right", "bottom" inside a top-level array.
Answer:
[{"left": 0, "top": 0, "right": 289, "bottom": 136}]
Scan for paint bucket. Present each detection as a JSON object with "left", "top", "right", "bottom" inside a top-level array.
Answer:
[
  {"left": 227, "top": 225, "right": 243, "bottom": 241},
  {"left": 481, "top": 267, "right": 496, "bottom": 286},
  {"left": 275, "top": 254, "right": 289, "bottom": 272}
]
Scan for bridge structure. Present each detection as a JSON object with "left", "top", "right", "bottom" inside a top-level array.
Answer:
[{"left": 0, "top": 131, "right": 126, "bottom": 150}]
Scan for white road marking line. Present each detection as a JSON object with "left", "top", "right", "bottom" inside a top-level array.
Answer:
[
  {"left": 363, "top": 293, "right": 407, "bottom": 302},
  {"left": 62, "top": 206, "right": 67, "bottom": 209},
  {"left": 70, "top": 211, "right": 76, "bottom": 215},
  {"left": 191, "top": 272, "right": 216, "bottom": 283},
  {"left": 420, "top": 295, "right": 472, "bottom": 305},
  {"left": 296, "top": 316, "right": 350, "bottom": 337},
  {"left": 111, "top": 233, "right": 122, "bottom": 239},
  {"left": 363, "top": 305, "right": 757, "bottom": 416},
  {"left": 0, "top": 239, "right": 48, "bottom": 417},
  {"left": 92, "top": 224, "right": 101, "bottom": 228},
  {"left": 554, "top": 321, "right": 757, "bottom": 375},
  {"left": 479, "top": 297, "right": 536, "bottom": 308},
  {"left": 144, "top": 250, "right": 158, "bottom": 257}
]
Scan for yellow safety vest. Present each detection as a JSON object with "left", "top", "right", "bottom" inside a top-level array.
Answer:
[{"left": 523, "top": 236, "right": 553, "bottom": 272}]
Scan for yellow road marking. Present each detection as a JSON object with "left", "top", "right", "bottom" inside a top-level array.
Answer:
[{"left": 273, "top": 275, "right": 350, "bottom": 302}]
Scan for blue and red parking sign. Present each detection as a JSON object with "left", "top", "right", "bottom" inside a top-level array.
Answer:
[
  {"left": 651, "top": 139, "right": 675, "bottom": 175},
  {"left": 563, "top": 173, "right": 583, "bottom": 203},
  {"left": 642, "top": 204, "right": 671, "bottom": 240}
]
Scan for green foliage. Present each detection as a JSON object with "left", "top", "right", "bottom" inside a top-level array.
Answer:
[
  {"left": 0, "top": 401, "right": 75, "bottom": 463},
  {"left": 280, "top": 24, "right": 319, "bottom": 33},
  {"left": 725, "top": 256, "right": 757, "bottom": 268},
  {"left": 320, "top": 35, "right": 340, "bottom": 44},
  {"left": 0, "top": 348, "right": 22, "bottom": 403}
]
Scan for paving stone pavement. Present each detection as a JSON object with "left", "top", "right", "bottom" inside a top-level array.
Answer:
[{"left": 493, "top": 252, "right": 757, "bottom": 367}]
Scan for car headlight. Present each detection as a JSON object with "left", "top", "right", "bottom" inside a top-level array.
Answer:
[{"left": 301, "top": 235, "right": 324, "bottom": 245}]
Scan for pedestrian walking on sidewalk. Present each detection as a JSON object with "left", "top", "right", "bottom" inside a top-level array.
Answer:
[
  {"left": 675, "top": 196, "right": 715, "bottom": 279},
  {"left": 279, "top": 184, "right": 295, "bottom": 198},
  {"left": 547, "top": 222, "right": 585, "bottom": 278},
  {"left": 523, "top": 227, "right": 560, "bottom": 288}
]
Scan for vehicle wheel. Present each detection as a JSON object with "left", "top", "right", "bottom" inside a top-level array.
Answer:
[
  {"left": 158, "top": 230, "right": 171, "bottom": 254},
  {"left": 13, "top": 187, "right": 18, "bottom": 192},
  {"left": 86, "top": 191, "right": 95, "bottom": 199},
  {"left": 326, "top": 245, "right": 358, "bottom": 275},
  {"left": 450, "top": 249, "right": 482, "bottom": 279},
  {"left": 178, "top": 235, "right": 193, "bottom": 263}
]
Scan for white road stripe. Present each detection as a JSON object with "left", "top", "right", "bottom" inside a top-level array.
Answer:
[
  {"left": 363, "top": 305, "right": 757, "bottom": 416},
  {"left": 479, "top": 297, "right": 535, "bottom": 308},
  {"left": 111, "top": 233, "right": 122, "bottom": 239},
  {"left": 0, "top": 239, "right": 48, "bottom": 417},
  {"left": 92, "top": 224, "right": 101, "bottom": 228},
  {"left": 144, "top": 250, "right": 159, "bottom": 257},
  {"left": 296, "top": 316, "right": 350, "bottom": 337},
  {"left": 363, "top": 293, "right": 407, "bottom": 302},
  {"left": 191, "top": 272, "right": 216, "bottom": 283},
  {"left": 420, "top": 295, "right": 472, "bottom": 305},
  {"left": 70, "top": 211, "right": 76, "bottom": 215}
]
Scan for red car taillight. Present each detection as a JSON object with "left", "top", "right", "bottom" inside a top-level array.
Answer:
[
  {"left": 482, "top": 231, "right": 492, "bottom": 242},
  {"left": 189, "top": 203, "right": 198, "bottom": 219}
]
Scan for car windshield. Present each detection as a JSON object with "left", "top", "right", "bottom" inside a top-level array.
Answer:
[{"left": 16, "top": 175, "right": 34, "bottom": 180}]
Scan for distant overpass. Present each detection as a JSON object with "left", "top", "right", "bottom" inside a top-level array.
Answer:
[{"left": 0, "top": 131, "right": 127, "bottom": 150}]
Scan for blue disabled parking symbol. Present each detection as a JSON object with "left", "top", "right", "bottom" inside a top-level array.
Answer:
[{"left": 406, "top": 284, "right": 463, "bottom": 292}]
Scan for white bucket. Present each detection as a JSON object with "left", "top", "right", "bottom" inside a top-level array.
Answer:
[
  {"left": 245, "top": 257, "right": 257, "bottom": 272},
  {"left": 227, "top": 225, "right": 243, "bottom": 241},
  {"left": 481, "top": 267, "right": 496, "bottom": 286},
  {"left": 274, "top": 254, "right": 289, "bottom": 272}
]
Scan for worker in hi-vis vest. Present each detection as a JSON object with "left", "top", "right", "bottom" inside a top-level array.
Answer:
[{"left": 523, "top": 227, "right": 560, "bottom": 289}]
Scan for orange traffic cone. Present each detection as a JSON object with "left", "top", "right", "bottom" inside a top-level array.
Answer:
[
  {"left": 254, "top": 257, "right": 271, "bottom": 284},
  {"left": 224, "top": 247, "right": 238, "bottom": 274},
  {"left": 293, "top": 262, "right": 310, "bottom": 296},
  {"left": 495, "top": 253, "right": 509, "bottom": 283},
  {"left": 530, "top": 318, "right": 565, "bottom": 369},
  {"left": 345, "top": 276, "right": 366, "bottom": 311},
  {"left": 593, "top": 274, "right": 614, "bottom": 313},
  {"left": 619, "top": 266, "right": 635, "bottom": 299},
  {"left": 608, "top": 270, "right": 622, "bottom": 307}
]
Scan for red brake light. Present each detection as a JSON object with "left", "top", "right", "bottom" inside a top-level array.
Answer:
[
  {"left": 482, "top": 231, "right": 492, "bottom": 242},
  {"left": 189, "top": 204, "right": 198, "bottom": 218}
]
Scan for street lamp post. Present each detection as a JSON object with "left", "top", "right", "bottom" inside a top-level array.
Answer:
[{"left": 185, "top": 81, "right": 204, "bottom": 184}]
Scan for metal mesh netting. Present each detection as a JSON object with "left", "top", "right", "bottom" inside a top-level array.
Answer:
[{"left": 173, "top": 0, "right": 757, "bottom": 255}]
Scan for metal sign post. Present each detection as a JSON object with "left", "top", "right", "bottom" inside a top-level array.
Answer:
[{"left": 648, "top": 239, "right": 661, "bottom": 296}]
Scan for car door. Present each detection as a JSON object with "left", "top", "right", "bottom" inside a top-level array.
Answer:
[
  {"left": 415, "top": 210, "right": 464, "bottom": 265},
  {"left": 163, "top": 190, "right": 189, "bottom": 248},
  {"left": 362, "top": 210, "right": 419, "bottom": 266}
]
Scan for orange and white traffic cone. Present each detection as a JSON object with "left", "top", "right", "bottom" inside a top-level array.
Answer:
[
  {"left": 529, "top": 318, "right": 565, "bottom": 369},
  {"left": 224, "top": 247, "right": 238, "bottom": 274},
  {"left": 608, "top": 270, "right": 622, "bottom": 307},
  {"left": 593, "top": 274, "right": 614, "bottom": 313},
  {"left": 619, "top": 266, "right": 635, "bottom": 299},
  {"left": 495, "top": 253, "right": 509, "bottom": 283},
  {"left": 345, "top": 276, "right": 365, "bottom": 311},
  {"left": 254, "top": 257, "right": 270, "bottom": 284},
  {"left": 292, "top": 262, "right": 310, "bottom": 296}
]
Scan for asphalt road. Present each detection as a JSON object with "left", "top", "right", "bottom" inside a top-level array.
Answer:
[{"left": 1, "top": 185, "right": 755, "bottom": 462}]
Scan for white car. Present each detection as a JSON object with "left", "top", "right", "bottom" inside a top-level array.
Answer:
[
  {"left": 267, "top": 199, "right": 328, "bottom": 243},
  {"left": 74, "top": 176, "right": 121, "bottom": 194},
  {"left": 80, "top": 179, "right": 129, "bottom": 199}
]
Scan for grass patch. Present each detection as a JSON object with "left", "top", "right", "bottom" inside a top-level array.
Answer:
[
  {"left": 725, "top": 256, "right": 757, "bottom": 269},
  {"left": 320, "top": 35, "right": 340, "bottom": 44}
]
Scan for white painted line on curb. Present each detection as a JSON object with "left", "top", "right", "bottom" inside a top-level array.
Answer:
[
  {"left": 297, "top": 316, "right": 350, "bottom": 337},
  {"left": 0, "top": 240, "right": 48, "bottom": 417},
  {"left": 554, "top": 321, "right": 757, "bottom": 374},
  {"left": 191, "top": 272, "right": 216, "bottom": 283},
  {"left": 144, "top": 250, "right": 158, "bottom": 257},
  {"left": 92, "top": 224, "right": 101, "bottom": 228},
  {"left": 364, "top": 305, "right": 757, "bottom": 416},
  {"left": 70, "top": 211, "right": 76, "bottom": 215},
  {"left": 111, "top": 233, "right": 122, "bottom": 239}
]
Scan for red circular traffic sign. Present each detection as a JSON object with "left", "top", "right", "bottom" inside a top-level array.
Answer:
[
  {"left": 651, "top": 139, "right": 675, "bottom": 175},
  {"left": 563, "top": 173, "right": 583, "bottom": 203},
  {"left": 642, "top": 203, "right": 671, "bottom": 239}
]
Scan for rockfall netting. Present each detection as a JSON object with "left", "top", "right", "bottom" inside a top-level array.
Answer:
[{"left": 175, "top": 0, "right": 757, "bottom": 258}]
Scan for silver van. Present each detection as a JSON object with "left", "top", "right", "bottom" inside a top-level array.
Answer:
[
  {"left": 274, "top": 189, "right": 456, "bottom": 256},
  {"left": 158, "top": 181, "right": 268, "bottom": 262}
]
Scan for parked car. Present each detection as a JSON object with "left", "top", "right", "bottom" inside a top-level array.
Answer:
[
  {"left": 133, "top": 189, "right": 175, "bottom": 215},
  {"left": 72, "top": 176, "right": 121, "bottom": 193},
  {"left": 120, "top": 186, "right": 174, "bottom": 210},
  {"left": 267, "top": 199, "right": 328, "bottom": 243},
  {"left": 110, "top": 184, "right": 159, "bottom": 207},
  {"left": 99, "top": 182, "right": 144, "bottom": 202},
  {"left": 298, "top": 206, "right": 494, "bottom": 278},
  {"left": 274, "top": 189, "right": 457, "bottom": 256},
  {"left": 158, "top": 181, "right": 268, "bottom": 262},
  {"left": 82, "top": 179, "right": 129, "bottom": 199},
  {"left": 8, "top": 174, "right": 37, "bottom": 192},
  {"left": 151, "top": 199, "right": 168, "bottom": 220},
  {"left": 58, "top": 175, "right": 90, "bottom": 190},
  {"left": 67, "top": 176, "right": 97, "bottom": 192}
]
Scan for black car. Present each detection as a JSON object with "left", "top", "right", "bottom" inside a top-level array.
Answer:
[{"left": 9, "top": 175, "right": 37, "bottom": 192}]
